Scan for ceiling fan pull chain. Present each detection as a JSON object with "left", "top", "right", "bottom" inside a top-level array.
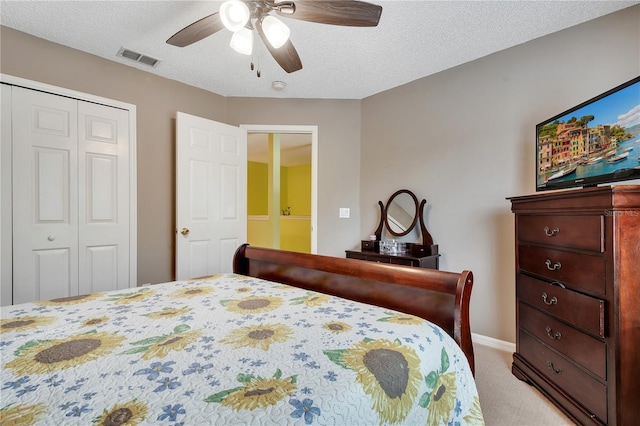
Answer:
[{"left": 255, "top": 40, "right": 262, "bottom": 77}]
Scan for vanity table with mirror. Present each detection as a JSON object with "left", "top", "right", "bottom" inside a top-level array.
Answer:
[{"left": 346, "top": 189, "right": 440, "bottom": 270}]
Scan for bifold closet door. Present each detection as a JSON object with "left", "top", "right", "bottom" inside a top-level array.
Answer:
[
  {"left": 11, "top": 87, "right": 130, "bottom": 304},
  {"left": 77, "top": 101, "right": 130, "bottom": 295},
  {"left": 12, "top": 87, "right": 79, "bottom": 304}
]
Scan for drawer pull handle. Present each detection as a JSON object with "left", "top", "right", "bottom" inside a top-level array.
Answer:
[
  {"left": 545, "top": 326, "right": 562, "bottom": 340},
  {"left": 545, "top": 259, "right": 562, "bottom": 271},
  {"left": 546, "top": 360, "right": 562, "bottom": 375},
  {"left": 544, "top": 226, "right": 559, "bottom": 237},
  {"left": 542, "top": 292, "right": 557, "bottom": 305}
]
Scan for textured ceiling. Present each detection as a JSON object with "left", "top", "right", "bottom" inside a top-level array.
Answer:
[{"left": 1, "top": 1, "right": 638, "bottom": 99}]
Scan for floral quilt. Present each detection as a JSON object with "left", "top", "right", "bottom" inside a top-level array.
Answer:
[{"left": 1, "top": 274, "right": 483, "bottom": 425}]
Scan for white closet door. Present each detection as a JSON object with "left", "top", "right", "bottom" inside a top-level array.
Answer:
[
  {"left": 78, "top": 102, "right": 130, "bottom": 294},
  {"left": 12, "top": 87, "right": 79, "bottom": 304}
]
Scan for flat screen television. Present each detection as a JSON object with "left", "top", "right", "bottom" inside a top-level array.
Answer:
[{"left": 536, "top": 76, "right": 640, "bottom": 191}]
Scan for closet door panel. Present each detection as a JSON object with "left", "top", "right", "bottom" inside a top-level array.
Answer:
[
  {"left": 12, "top": 87, "right": 79, "bottom": 304},
  {"left": 78, "top": 101, "right": 130, "bottom": 294}
]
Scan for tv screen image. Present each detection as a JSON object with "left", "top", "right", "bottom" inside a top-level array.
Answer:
[{"left": 536, "top": 76, "right": 640, "bottom": 191}]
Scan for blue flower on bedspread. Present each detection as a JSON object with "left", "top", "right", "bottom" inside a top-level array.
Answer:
[
  {"left": 290, "top": 398, "right": 321, "bottom": 424},
  {"left": 154, "top": 377, "right": 182, "bottom": 392},
  {"left": 182, "top": 362, "right": 213, "bottom": 375},
  {"left": 157, "top": 404, "right": 186, "bottom": 422},
  {"left": 66, "top": 403, "right": 90, "bottom": 417},
  {"left": 133, "top": 361, "right": 176, "bottom": 380}
]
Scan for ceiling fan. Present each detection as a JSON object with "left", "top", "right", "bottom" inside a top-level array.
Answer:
[{"left": 166, "top": 0, "right": 382, "bottom": 75}]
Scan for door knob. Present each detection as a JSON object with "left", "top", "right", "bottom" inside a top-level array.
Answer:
[
  {"left": 180, "top": 228, "right": 190, "bottom": 236},
  {"left": 47, "top": 235, "right": 55, "bottom": 241}
]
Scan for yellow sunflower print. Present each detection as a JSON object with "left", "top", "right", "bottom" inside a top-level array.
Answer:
[
  {"left": 341, "top": 339, "right": 422, "bottom": 424},
  {"left": 381, "top": 312, "right": 424, "bottom": 325},
  {"left": 426, "top": 371, "right": 457, "bottom": 426},
  {"left": 235, "top": 286, "right": 253, "bottom": 293},
  {"left": 145, "top": 307, "right": 191, "bottom": 319},
  {"left": 463, "top": 396, "right": 485, "bottom": 425},
  {"left": 81, "top": 316, "right": 109, "bottom": 327},
  {"left": 37, "top": 292, "right": 102, "bottom": 306},
  {"left": 304, "top": 293, "right": 330, "bottom": 306},
  {"left": 215, "top": 373, "right": 297, "bottom": 411},
  {"left": 170, "top": 286, "right": 213, "bottom": 299},
  {"left": 108, "top": 288, "right": 155, "bottom": 305},
  {"left": 93, "top": 400, "right": 148, "bottom": 425},
  {"left": 220, "top": 323, "right": 293, "bottom": 351},
  {"left": 223, "top": 296, "right": 283, "bottom": 314},
  {"left": 140, "top": 329, "right": 202, "bottom": 360},
  {"left": 0, "top": 316, "right": 56, "bottom": 334},
  {"left": 5, "top": 331, "right": 126, "bottom": 375},
  {"left": 323, "top": 321, "right": 352, "bottom": 333},
  {"left": 0, "top": 403, "right": 47, "bottom": 426},
  {"left": 187, "top": 273, "right": 222, "bottom": 282}
]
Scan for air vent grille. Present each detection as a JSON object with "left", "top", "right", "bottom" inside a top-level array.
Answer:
[{"left": 117, "top": 47, "right": 159, "bottom": 67}]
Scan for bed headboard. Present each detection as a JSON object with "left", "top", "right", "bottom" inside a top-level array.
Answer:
[{"left": 233, "top": 244, "right": 475, "bottom": 374}]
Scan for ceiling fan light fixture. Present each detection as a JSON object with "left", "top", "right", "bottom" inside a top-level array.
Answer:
[
  {"left": 230, "top": 27, "right": 253, "bottom": 55},
  {"left": 262, "top": 15, "right": 290, "bottom": 49},
  {"left": 220, "top": 0, "right": 250, "bottom": 32}
]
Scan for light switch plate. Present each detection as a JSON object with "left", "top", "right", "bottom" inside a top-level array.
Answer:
[{"left": 339, "top": 208, "right": 350, "bottom": 218}]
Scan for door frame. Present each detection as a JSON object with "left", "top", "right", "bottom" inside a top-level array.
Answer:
[
  {"left": 0, "top": 74, "right": 137, "bottom": 305},
  {"left": 241, "top": 124, "right": 318, "bottom": 253}
]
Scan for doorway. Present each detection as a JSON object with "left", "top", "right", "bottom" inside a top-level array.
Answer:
[{"left": 242, "top": 125, "right": 317, "bottom": 254}]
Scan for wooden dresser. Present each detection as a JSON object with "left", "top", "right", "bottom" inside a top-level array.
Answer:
[
  {"left": 345, "top": 243, "right": 439, "bottom": 269},
  {"left": 509, "top": 185, "right": 640, "bottom": 425}
]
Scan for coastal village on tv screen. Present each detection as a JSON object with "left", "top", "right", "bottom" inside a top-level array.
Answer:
[{"left": 537, "top": 85, "right": 640, "bottom": 186}]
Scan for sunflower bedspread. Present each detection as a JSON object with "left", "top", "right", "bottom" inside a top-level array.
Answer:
[{"left": 1, "top": 274, "right": 483, "bottom": 425}]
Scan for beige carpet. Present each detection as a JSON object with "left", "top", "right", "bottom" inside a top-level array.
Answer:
[{"left": 474, "top": 343, "right": 576, "bottom": 425}]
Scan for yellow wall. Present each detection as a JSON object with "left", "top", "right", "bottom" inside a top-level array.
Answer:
[
  {"left": 285, "top": 164, "right": 311, "bottom": 215},
  {"left": 247, "top": 161, "right": 311, "bottom": 253},
  {"left": 248, "top": 161, "right": 268, "bottom": 215},
  {"left": 280, "top": 217, "right": 311, "bottom": 253}
]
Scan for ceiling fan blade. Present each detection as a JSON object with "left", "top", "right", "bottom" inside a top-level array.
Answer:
[
  {"left": 256, "top": 19, "right": 303, "bottom": 73},
  {"left": 167, "top": 12, "right": 225, "bottom": 47},
  {"left": 277, "top": 1, "right": 382, "bottom": 27}
]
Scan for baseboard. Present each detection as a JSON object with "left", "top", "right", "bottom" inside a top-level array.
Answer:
[{"left": 472, "top": 332, "right": 516, "bottom": 353}]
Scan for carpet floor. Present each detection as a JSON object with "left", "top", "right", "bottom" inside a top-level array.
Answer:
[{"left": 474, "top": 343, "right": 576, "bottom": 425}]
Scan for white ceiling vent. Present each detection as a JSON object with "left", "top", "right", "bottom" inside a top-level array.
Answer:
[{"left": 117, "top": 47, "right": 159, "bottom": 67}]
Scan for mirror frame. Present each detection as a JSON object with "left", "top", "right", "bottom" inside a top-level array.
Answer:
[
  {"left": 384, "top": 189, "right": 419, "bottom": 237},
  {"left": 373, "top": 189, "right": 434, "bottom": 246}
]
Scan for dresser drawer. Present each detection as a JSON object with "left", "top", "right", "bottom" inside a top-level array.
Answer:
[
  {"left": 518, "top": 245, "right": 606, "bottom": 295},
  {"left": 517, "top": 274, "right": 605, "bottom": 338},
  {"left": 519, "top": 330, "right": 607, "bottom": 422},
  {"left": 517, "top": 215, "right": 603, "bottom": 252},
  {"left": 346, "top": 252, "right": 368, "bottom": 261},
  {"left": 519, "top": 302, "right": 606, "bottom": 379},
  {"left": 389, "top": 258, "right": 415, "bottom": 266}
]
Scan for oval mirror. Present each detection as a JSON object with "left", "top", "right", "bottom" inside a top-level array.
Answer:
[{"left": 384, "top": 189, "right": 419, "bottom": 237}]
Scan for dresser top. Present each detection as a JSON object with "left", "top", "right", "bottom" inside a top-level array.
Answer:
[{"left": 508, "top": 184, "right": 640, "bottom": 212}]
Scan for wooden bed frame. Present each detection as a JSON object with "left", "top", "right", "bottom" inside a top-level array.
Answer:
[{"left": 233, "top": 244, "right": 475, "bottom": 374}]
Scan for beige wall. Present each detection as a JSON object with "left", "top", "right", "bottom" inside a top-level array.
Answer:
[
  {"left": 2, "top": 5, "right": 639, "bottom": 343},
  {"left": 360, "top": 6, "right": 640, "bottom": 342}
]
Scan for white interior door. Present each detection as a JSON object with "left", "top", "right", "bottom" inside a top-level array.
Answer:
[
  {"left": 176, "top": 112, "right": 247, "bottom": 279},
  {"left": 12, "top": 87, "right": 79, "bottom": 304}
]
